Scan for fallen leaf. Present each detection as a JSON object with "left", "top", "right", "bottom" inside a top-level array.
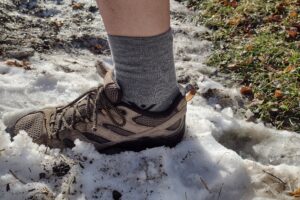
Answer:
[
  {"left": 289, "top": 187, "right": 300, "bottom": 197},
  {"left": 289, "top": 10, "right": 298, "bottom": 18},
  {"left": 274, "top": 90, "right": 283, "bottom": 98},
  {"left": 265, "top": 15, "right": 282, "bottom": 23},
  {"left": 220, "top": 0, "right": 238, "bottom": 8},
  {"left": 185, "top": 84, "right": 196, "bottom": 102},
  {"left": 245, "top": 44, "right": 253, "bottom": 51},
  {"left": 287, "top": 29, "right": 298, "bottom": 38},
  {"left": 72, "top": 2, "right": 84, "bottom": 10},
  {"left": 240, "top": 86, "right": 253, "bottom": 95},
  {"left": 291, "top": 23, "right": 300, "bottom": 31},
  {"left": 284, "top": 65, "right": 295, "bottom": 73},
  {"left": 228, "top": 17, "right": 241, "bottom": 26},
  {"left": 5, "top": 60, "right": 31, "bottom": 70},
  {"left": 229, "top": 0, "right": 238, "bottom": 8},
  {"left": 95, "top": 44, "right": 102, "bottom": 49}
]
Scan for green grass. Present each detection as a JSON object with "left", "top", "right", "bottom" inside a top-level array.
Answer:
[{"left": 182, "top": 0, "right": 300, "bottom": 132}]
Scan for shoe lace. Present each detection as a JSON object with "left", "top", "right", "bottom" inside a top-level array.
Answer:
[{"left": 49, "top": 85, "right": 126, "bottom": 139}]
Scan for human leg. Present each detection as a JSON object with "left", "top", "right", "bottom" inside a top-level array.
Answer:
[
  {"left": 96, "top": 0, "right": 170, "bottom": 37},
  {"left": 97, "top": 0, "right": 180, "bottom": 112}
]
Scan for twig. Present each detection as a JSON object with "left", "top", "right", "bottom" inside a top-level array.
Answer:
[
  {"left": 263, "top": 170, "right": 286, "bottom": 184},
  {"left": 9, "top": 170, "right": 26, "bottom": 184},
  {"left": 44, "top": 147, "right": 49, "bottom": 154},
  {"left": 200, "top": 177, "right": 212, "bottom": 193},
  {"left": 262, "top": 170, "right": 286, "bottom": 189},
  {"left": 0, "top": 149, "right": 5, "bottom": 152},
  {"left": 218, "top": 183, "right": 224, "bottom": 200},
  {"left": 217, "top": 152, "right": 230, "bottom": 165}
]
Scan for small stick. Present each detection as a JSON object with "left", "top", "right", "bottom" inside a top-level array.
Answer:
[
  {"left": 44, "top": 147, "right": 49, "bottom": 154},
  {"left": 218, "top": 183, "right": 224, "bottom": 200},
  {"left": 200, "top": 177, "right": 211, "bottom": 193},
  {"left": 9, "top": 170, "right": 26, "bottom": 184},
  {"left": 262, "top": 170, "right": 286, "bottom": 186}
]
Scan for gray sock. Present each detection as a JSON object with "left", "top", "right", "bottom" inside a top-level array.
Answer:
[{"left": 108, "top": 29, "right": 180, "bottom": 112}]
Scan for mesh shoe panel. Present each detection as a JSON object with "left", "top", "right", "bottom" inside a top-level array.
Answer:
[
  {"left": 14, "top": 112, "right": 44, "bottom": 141},
  {"left": 105, "top": 83, "right": 122, "bottom": 103}
]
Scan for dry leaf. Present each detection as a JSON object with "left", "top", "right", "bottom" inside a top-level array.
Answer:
[
  {"left": 220, "top": 0, "right": 238, "bottom": 8},
  {"left": 5, "top": 60, "right": 31, "bottom": 70},
  {"left": 185, "top": 84, "right": 196, "bottom": 102},
  {"left": 72, "top": 3, "right": 84, "bottom": 10},
  {"left": 289, "top": 10, "right": 298, "bottom": 18},
  {"left": 240, "top": 86, "right": 253, "bottom": 95},
  {"left": 284, "top": 65, "right": 295, "bottom": 73},
  {"left": 245, "top": 44, "right": 253, "bottom": 51},
  {"left": 274, "top": 90, "right": 283, "bottom": 98},
  {"left": 287, "top": 29, "right": 298, "bottom": 38},
  {"left": 265, "top": 15, "right": 282, "bottom": 23},
  {"left": 95, "top": 44, "right": 102, "bottom": 49},
  {"left": 228, "top": 17, "right": 241, "bottom": 26},
  {"left": 291, "top": 23, "right": 300, "bottom": 32},
  {"left": 229, "top": 0, "right": 238, "bottom": 8},
  {"left": 289, "top": 187, "right": 300, "bottom": 197}
]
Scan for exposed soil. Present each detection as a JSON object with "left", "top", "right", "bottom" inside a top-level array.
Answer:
[{"left": 0, "top": 0, "right": 109, "bottom": 60}]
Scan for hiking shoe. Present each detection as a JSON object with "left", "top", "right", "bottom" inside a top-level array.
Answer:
[{"left": 6, "top": 62, "right": 191, "bottom": 154}]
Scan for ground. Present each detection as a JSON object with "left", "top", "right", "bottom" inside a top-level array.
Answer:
[
  {"left": 179, "top": 0, "right": 300, "bottom": 132},
  {"left": 1, "top": 0, "right": 300, "bottom": 200}
]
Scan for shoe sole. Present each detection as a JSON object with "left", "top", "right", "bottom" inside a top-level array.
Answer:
[
  {"left": 98, "top": 123, "right": 186, "bottom": 155},
  {"left": 6, "top": 123, "right": 185, "bottom": 155}
]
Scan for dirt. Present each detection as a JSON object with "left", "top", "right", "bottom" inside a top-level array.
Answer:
[
  {"left": 0, "top": 0, "right": 109, "bottom": 60},
  {"left": 112, "top": 190, "right": 122, "bottom": 200},
  {"left": 52, "top": 161, "right": 70, "bottom": 177}
]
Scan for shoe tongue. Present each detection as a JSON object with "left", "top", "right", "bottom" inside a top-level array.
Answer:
[{"left": 103, "top": 70, "right": 122, "bottom": 104}]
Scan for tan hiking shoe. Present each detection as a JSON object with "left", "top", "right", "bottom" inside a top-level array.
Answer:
[{"left": 6, "top": 62, "right": 191, "bottom": 154}]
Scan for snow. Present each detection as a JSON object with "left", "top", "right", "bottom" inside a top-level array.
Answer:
[{"left": 1, "top": 0, "right": 300, "bottom": 199}]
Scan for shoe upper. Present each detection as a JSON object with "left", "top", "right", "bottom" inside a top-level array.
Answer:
[{"left": 6, "top": 62, "right": 187, "bottom": 151}]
